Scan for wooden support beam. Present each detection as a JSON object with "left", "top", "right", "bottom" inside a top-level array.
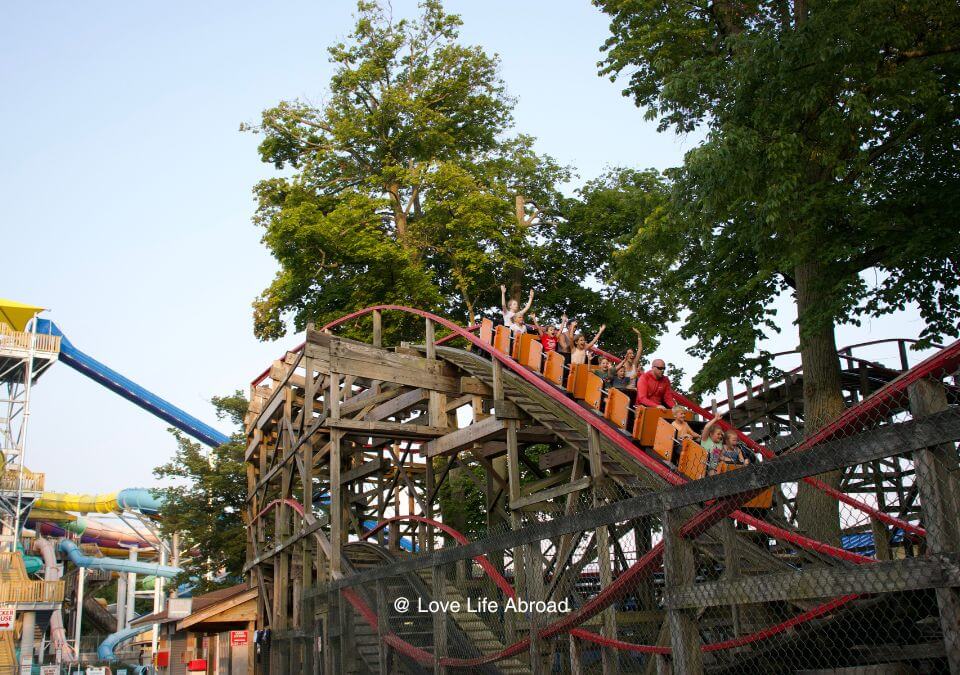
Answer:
[
  {"left": 372, "top": 309, "right": 382, "bottom": 348},
  {"left": 666, "top": 552, "right": 960, "bottom": 609},
  {"left": 340, "top": 457, "right": 383, "bottom": 485},
  {"left": 339, "top": 386, "right": 400, "bottom": 417},
  {"left": 909, "top": 378, "right": 960, "bottom": 671},
  {"left": 424, "top": 415, "right": 507, "bottom": 457},
  {"left": 510, "top": 476, "right": 592, "bottom": 510},
  {"left": 663, "top": 508, "right": 703, "bottom": 673},
  {"left": 318, "top": 337, "right": 459, "bottom": 393},
  {"left": 326, "top": 418, "right": 447, "bottom": 440},
  {"left": 329, "top": 373, "right": 343, "bottom": 576},
  {"left": 539, "top": 448, "right": 575, "bottom": 471},
  {"left": 364, "top": 388, "right": 427, "bottom": 421},
  {"left": 460, "top": 376, "right": 492, "bottom": 396}
]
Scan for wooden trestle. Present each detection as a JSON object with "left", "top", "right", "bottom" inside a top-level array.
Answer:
[{"left": 244, "top": 311, "right": 960, "bottom": 674}]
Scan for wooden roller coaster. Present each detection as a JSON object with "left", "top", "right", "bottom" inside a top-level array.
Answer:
[{"left": 244, "top": 306, "right": 960, "bottom": 674}]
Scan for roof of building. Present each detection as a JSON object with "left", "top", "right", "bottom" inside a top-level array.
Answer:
[{"left": 131, "top": 584, "right": 253, "bottom": 629}]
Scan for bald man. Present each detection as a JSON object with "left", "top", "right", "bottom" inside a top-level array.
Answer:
[{"left": 635, "top": 358, "right": 677, "bottom": 409}]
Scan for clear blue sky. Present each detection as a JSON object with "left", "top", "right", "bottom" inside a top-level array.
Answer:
[{"left": 1, "top": 1, "right": 932, "bottom": 493}]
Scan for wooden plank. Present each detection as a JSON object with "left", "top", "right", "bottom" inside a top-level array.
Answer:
[
  {"left": 424, "top": 415, "right": 507, "bottom": 458},
  {"left": 331, "top": 355, "right": 459, "bottom": 393},
  {"left": 510, "top": 476, "right": 592, "bottom": 510},
  {"left": 493, "top": 400, "right": 523, "bottom": 420},
  {"left": 443, "top": 394, "right": 474, "bottom": 413},
  {"left": 473, "top": 441, "right": 507, "bottom": 459},
  {"left": 364, "top": 388, "right": 427, "bottom": 422},
  {"left": 460, "top": 377, "right": 492, "bottom": 396},
  {"left": 663, "top": 508, "right": 702, "bottom": 672},
  {"left": 327, "top": 418, "right": 447, "bottom": 440},
  {"left": 339, "top": 386, "right": 400, "bottom": 417},
  {"left": 909, "top": 378, "right": 960, "bottom": 671},
  {"left": 326, "top": 338, "right": 457, "bottom": 384},
  {"left": 255, "top": 391, "right": 287, "bottom": 430},
  {"left": 339, "top": 457, "right": 383, "bottom": 485},
  {"left": 539, "top": 448, "right": 576, "bottom": 471},
  {"left": 665, "top": 553, "right": 960, "bottom": 609}
]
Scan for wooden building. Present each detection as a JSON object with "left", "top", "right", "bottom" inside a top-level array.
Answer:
[{"left": 132, "top": 584, "right": 256, "bottom": 675}]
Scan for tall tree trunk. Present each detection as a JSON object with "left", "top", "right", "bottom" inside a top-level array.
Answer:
[
  {"left": 387, "top": 183, "right": 408, "bottom": 239},
  {"left": 794, "top": 259, "right": 846, "bottom": 547}
]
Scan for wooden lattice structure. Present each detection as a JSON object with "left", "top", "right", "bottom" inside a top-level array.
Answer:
[{"left": 245, "top": 307, "right": 960, "bottom": 674}]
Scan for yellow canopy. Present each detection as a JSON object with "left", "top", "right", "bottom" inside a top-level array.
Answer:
[{"left": 0, "top": 299, "right": 44, "bottom": 331}]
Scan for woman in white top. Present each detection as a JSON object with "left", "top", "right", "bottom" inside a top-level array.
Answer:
[
  {"left": 500, "top": 284, "right": 534, "bottom": 326},
  {"left": 569, "top": 323, "right": 605, "bottom": 365},
  {"left": 622, "top": 328, "right": 644, "bottom": 382}
]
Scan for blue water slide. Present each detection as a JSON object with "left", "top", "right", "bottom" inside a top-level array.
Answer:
[
  {"left": 116, "top": 488, "right": 164, "bottom": 516},
  {"left": 35, "top": 319, "right": 229, "bottom": 448},
  {"left": 58, "top": 540, "right": 182, "bottom": 578},
  {"left": 97, "top": 626, "right": 143, "bottom": 661}
]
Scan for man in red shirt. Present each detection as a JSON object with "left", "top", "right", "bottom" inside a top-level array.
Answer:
[{"left": 636, "top": 359, "right": 677, "bottom": 409}]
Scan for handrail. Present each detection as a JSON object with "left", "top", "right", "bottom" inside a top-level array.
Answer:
[
  {"left": 695, "top": 337, "right": 944, "bottom": 412},
  {"left": 0, "top": 326, "right": 61, "bottom": 354}
]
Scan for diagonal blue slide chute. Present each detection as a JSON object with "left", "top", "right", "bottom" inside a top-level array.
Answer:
[{"left": 35, "top": 319, "right": 229, "bottom": 447}]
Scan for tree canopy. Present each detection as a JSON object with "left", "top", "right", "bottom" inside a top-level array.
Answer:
[
  {"left": 154, "top": 392, "right": 248, "bottom": 592},
  {"left": 246, "top": 0, "right": 663, "bottom": 353},
  {"left": 597, "top": 0, "right": 959, "bottom": 388},
  {"left": 597, "top": 0, "right": 960, "bottom": 542}
]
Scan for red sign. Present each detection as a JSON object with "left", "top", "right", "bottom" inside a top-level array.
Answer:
[
  {"left": 230, "top": 630, "right": 249, "bottom": 647},
  {"left": 187, "top": 659, "right": 208, "bottom": 672}
]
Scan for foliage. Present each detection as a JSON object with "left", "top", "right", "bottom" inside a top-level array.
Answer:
[
  {"left": 246, "top": 1, "right": 662, "bottom": 360},
  {"left": 248, "top": 0, "right": 538, "bottom": 341},
  {"left": 434, "top": 459, "right": 487, "bottom": 538},
  {"left": 154, "top": 392, "right": 248, "bottom": 592},
  {"left": 558, "top": 168, "right": 672, "bottom": 355},
  {"left": 597, "top": 0, "right": 960, "bottom": 394}
]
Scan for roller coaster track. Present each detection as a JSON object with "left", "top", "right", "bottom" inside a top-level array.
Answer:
[{"left": 257, "top": 305, "right": 959, "bottom": 668}]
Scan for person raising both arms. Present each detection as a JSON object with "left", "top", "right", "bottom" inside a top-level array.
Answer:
[
  {"left": 500, "top": 284, "right": 533, "bottom": 327},
  {"left": 530, "top": 314, "right": 558, "bottom": 353},
  {"left": 570, "top": 323, "right": 606, "bottom": 366},
  {"left": 635, "top": 358, "right": 677, "bottom": 409}
]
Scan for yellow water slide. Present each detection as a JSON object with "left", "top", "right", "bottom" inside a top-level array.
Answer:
[{"left": 33, "top": 491, "right": 122, "bottom": 514}]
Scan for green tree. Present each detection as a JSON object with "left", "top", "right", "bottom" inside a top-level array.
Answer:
[
  {"left": 247, "top": 0, "right": 654, "bottom": 357},
  {"left": 154, "top": 392, "right": 248, "bottom": 592},
  {"left": 247, "top": 0, "right": 522, "bottom": 341},
  {"left": 555, "top": 167, "right": 672, "bottom": 353},
  {"left": 597, "top": 0, "right": 960, "bottom": 543}
]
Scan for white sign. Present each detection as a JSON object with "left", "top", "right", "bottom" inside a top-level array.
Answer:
[
  {"left": 86, "top": 668, "right": 107, "bottom": 675},
  {"left": 167, "top": 597, "right": 193, "bottom": 619},
  {"left": 0, "top": 607, "right": 14, "bottom": 631},
  {"left": 40, "top": 667, "right": 60, "bottom": 675}
]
